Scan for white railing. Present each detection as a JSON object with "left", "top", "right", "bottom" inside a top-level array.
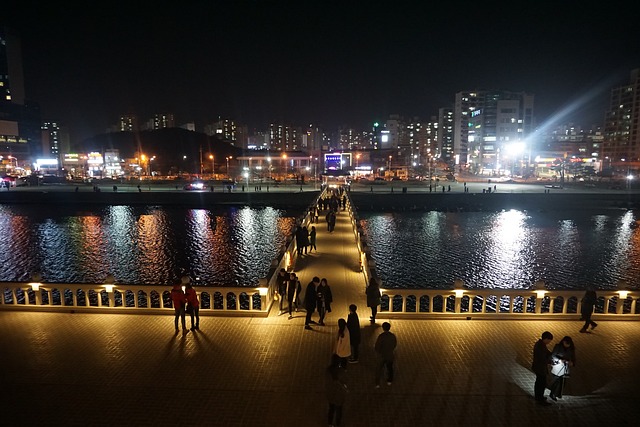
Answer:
[
  {"left": 0, "top": 281, "right": 270, "bottom": 317},
  {"left": 0, "top": 191, "right": 326, "bottom": 318},
  {"left": 348, "top": 195, "right": 375, "bottom": 289},
  {"left": 379, "top": 285, "right": 640, "bottom": 319}
]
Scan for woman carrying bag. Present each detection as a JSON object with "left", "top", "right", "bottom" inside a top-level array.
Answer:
[{"left": 549, "top": 336, "right": 576, "bottom": 401}]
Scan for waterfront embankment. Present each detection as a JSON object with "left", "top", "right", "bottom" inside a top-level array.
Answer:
[
  {"left": 349, "top": 191, "right": 640, "bottom": 211},
  {"left": 0, "top": 188, "right": 320, "bottom": 209}
]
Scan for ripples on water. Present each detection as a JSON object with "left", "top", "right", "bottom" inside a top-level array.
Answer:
[
  {"left": 359, "top": 209, "right": 640, "bottom": 290},
  {"left": 0, "top": 205, "right": 296, "bottom": 286}
]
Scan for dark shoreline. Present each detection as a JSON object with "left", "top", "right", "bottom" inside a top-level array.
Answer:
[
  {"left": 1, "top": 188, "right": 638, "bottom": 212},
  {"left": 0, "top": 190, "right": 320, "bottom": 209}
]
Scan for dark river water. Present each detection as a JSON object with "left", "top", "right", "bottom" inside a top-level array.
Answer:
[
  {"left": 2, "top": 204, "right": 638, "bottom": 290},
  {"left": 359, "top": 209, "right": 640, "bottom": 290},
  {"left": 0, "top": 204, "right": 296, "bottom": 286}
]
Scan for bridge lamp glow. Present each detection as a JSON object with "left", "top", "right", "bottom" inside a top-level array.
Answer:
[
  {"left": 30, "top": 282, "right": 41, "bottom": 291},
  {"left": 618, "top": 290, "right": 629, "bottom": 299},
  {"left": 454, "top": 289, "right": 465, "bottom": 298},
  {"left": 258, "top": 287, "right": 268, "bottom": 296},
  {"left": 104, "top": 275, "right": 116, "bottom": 292},
  {"left": 285, "top": 252, "right": 292, "bottom": 270},
  {"left": 535, "top": 290, "right": 547, "bottom": 298}
]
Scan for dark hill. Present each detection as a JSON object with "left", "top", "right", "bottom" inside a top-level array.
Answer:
[{"left": 81, "top": 128, "right": 244, "bottom": 175}]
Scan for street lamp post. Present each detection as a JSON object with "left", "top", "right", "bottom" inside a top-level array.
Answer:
[
  {"left": 209, "top": 155, "right": 215, "bottom": 179},
  {"left": 226, "top": 156, "right": 232, "bottom": 179},
  {"left": 282, "top": 154, "right": 287, "bottom": 183}
]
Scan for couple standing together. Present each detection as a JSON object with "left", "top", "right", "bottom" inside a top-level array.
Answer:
[{"left": 304, "top": 276, "right": 333, "bottom": 329}]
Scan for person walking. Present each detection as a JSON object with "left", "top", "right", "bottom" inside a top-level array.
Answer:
[
  {"left": 184, "top": 282, "right": 200, "bottom": 331},
  {"left": 301, "top": 225, "right": 310, "bottom": 255},
  {"left": 374, "top": 322, "right": 397, "bottom": 388},
  {"left": 347, "top": 304, "right": 361, "bottom": 363},
  {"left": 366, "top": 277, "right": 381, "bottom": 323},
  {"left": 318, "top": 278, "right": 333, "bottom": 326},
  {"left": 325, "top": 361, "right": 348, "bottom": 427},
  {"left": 309, "top": 226, "right": 317, "bottom": 252},
  {"left": 532, "top": 331, "right": 554, "bottom": 405},
  {"left": 304, "top": 276, "right": 320, "bottom": 330},
  {"left": 580, "top": 289, "right": 598, "bottom": 333},
  {"left": 326, "top": 210, "right": 336, "bottom": 232},
  {"left": 276, "top": 268, "right": 288, "bottom": 314},
  {"left": 334, "top": 318, "right": 351, "bottom": 368},
  {"left": 295, "top": 225, "right": 305, "bottom": 255},
  {"left": 286, "top": 272, "right": 301, "bottom": 318},
  {"left": 549, "top": 336, "right": 576, "bottom": 401},
  {"left": 170, "top": 280, "right": 187, "bottom": 332}
]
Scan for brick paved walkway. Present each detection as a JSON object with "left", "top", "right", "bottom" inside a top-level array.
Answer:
[{"left": 1, "top": 206, "right": 639, "bottom": 426}]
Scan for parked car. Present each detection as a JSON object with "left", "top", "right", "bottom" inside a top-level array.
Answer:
[{"left": 184, "top": 182, "right": 206, "bottom": 190}]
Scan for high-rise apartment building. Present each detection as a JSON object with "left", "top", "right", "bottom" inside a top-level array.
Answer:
[
  {"left": 269, "top": 123, "right": 298, "bottom": 151},
  {"left": 454, "top": 90, "right": 534, "bottom": 174},
  {"left": 152, "top": 113, "right": 175, "bottom": 130},
  {"left": 119, "top": 115, "right": 138, "bottom": 132},
  {"left": 41, "top": 122, "right": 61, "bottom": 158},
  {"left": 0, "top": 27, "right": 42, "bottom": 163},
  {"left": 603, "top": 69, "right": 640, "bottom": 169},
  {"left": 438, "top": 107, "right": 454, "bottom": 164}
]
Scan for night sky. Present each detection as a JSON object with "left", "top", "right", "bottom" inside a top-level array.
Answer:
[{"left": 5, "top": 1, "right": 640, "bottom": 142}]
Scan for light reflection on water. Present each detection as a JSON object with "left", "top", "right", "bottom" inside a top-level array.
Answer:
[
  {"left": 0, "top": 204, "right": 296, "bottom": 286},
  {"left": 360, "top": 209, "right": 640, "bottom": 290}
]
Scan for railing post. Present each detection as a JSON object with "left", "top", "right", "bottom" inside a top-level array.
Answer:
[
  {"left": 30, "top": 273, "right": 43, "bottom": 306},
  {"left": 534, "top": 281, "right": 546, "bottom": 314},
  {"left": 104, "top": 275, "right": 116, "bottom": 307},
  {"left": 617, "top": 280, "right": 629, "bottom": 315},
  {"left": 453, "top": 279, "right": 464, "bottom": 313}
]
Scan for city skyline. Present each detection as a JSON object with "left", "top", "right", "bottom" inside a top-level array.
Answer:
[{"left": 5, "top": 1, "right": 640, "bottom": 143}]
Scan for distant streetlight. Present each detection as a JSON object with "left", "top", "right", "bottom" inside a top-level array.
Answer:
[
  {"left": 356, "top": 154, "right": 361, "bottom": 168},
  {"left": 209, "top": 154, "right": 215, "bottom": 177}
]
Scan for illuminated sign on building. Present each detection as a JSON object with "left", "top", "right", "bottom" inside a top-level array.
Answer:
[
  {"left": 471, "top": 109, "right": 482, "bottom": 117},
  {"left": 87, "top": 152, "right": 104, "bottom": 165}
]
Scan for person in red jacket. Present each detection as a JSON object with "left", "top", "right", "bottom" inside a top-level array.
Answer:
[
  {"left": 170, "top": 280, "right": 187, "bottom": 332},
  {"left": 185, "top": 283, "right": 200, "bottom": 331}
]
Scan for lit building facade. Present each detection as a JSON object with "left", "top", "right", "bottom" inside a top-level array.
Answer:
[
  {"left": 0, "top": 27, "right": 41, "bottom": 163},
  {"left": 603, "top": 68, "right": 640, "bottom": 171},
  {"left": 455, "top": 90, "right": 534, "bottom": 175}
]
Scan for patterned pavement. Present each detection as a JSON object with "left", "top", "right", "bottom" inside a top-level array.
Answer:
[{"left": 2, "top": 204, "right": 640, "bottom": 426}]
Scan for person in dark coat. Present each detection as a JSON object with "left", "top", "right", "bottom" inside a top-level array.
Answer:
[
  {"left": 295, "top": 225, "right": 305, "bottom": 255},
  {"left": 325, "top": 359, "right": 348, "bottom": 427},
  {"left": 276, "top": 268, "right": 288, "bottom": 314},
  {"left": 347, "top": 304, "right": 361, "bottom": 363},
  {"left": 366, "top": 277, "right": 381, "bottom": 323},
  {"left": 374, "top": 322, "right": 397, "bottom": 387},
  {"left": 309, "top": 226, "right": 317, "bottom": 252},
  {"left": 304, "top": 276, "right": 320, "bottom": 330},
  {"left": 580, "top": 289, "right": 598, "bottom": 332},
  {"left": 549, "top": 336, "right": 576, "bottom": 401},
  {"left": 301, "top": 225, "right": 310, "bottom": 254},
  {"left": 532, "top": 331, "right": 554, "bottom": 405},
  {"left": 286, "top": 272, "right": 301, "bottom": 318},
  {"left": 317, "top": 278, "right": 333, "bottom": 326}
]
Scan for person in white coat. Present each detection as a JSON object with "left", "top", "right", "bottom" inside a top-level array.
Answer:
[{"left": 333, "top": 318, "right": 351, "bottom": 369}]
